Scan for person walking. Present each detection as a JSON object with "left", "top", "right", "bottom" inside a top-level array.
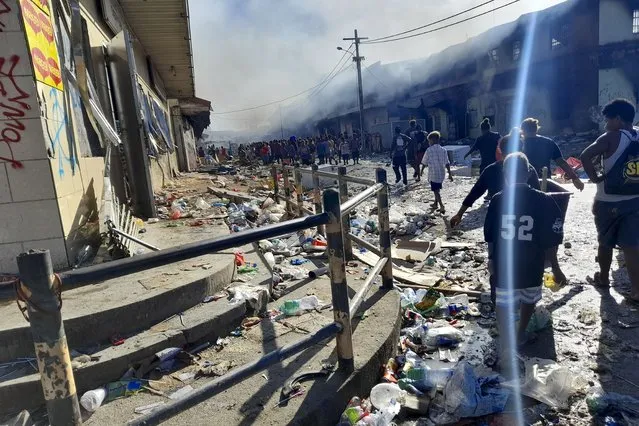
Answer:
[
  {"left": 521, "top": 118, "right": 584, "bottom": 191},
  {"left": 450, "top": 129, "right": 540, "bottom": 228},
  {"left": 465, "top": 118, "right": 500, "bottom": 174},
  {"left": 420, "top": 131, "right": 453, "bottom": 213},
  {"left": 390, "top": 126, "right": 411, "bottom": 186},
  {"left": 580, "top": 99, "right": 639, "bottom": 303}
]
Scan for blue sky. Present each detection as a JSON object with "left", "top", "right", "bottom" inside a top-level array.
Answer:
[{"left": 189, "top": 0, "right": 568, "bottom": 131}]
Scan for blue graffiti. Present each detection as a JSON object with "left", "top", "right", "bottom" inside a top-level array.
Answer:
[{"left": 45, "top": 87, "right": 76, "bottom": 177}]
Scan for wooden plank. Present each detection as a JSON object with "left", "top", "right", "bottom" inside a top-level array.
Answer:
[
  {"left": 393, "top": 239, "right": 442, "bottom": 263},
  {"left": 353, "top": 249, "right": 440, "bottom": 287},
  {"left": 394, "top": 282, "right": 483, "bottom": 297}
]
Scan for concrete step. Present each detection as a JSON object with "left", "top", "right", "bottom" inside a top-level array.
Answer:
[
  {"left": 82, "top": 270, "right": 401, "bottom": 426},
  {"left": 0, "top": 255, "right": 236, "bottom": 364},
  {"left": 0, "top": 292, "right": 249, "bottom": 416}
]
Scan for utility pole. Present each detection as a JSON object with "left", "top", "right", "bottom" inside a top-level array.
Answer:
[
  {"left": 343, "top": 29, "right": 367, "bottom": 140},
  {"left": 279, "top": 104, "right": 284, "bottom": 139}
]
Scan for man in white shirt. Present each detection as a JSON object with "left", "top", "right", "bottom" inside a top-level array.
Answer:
[{"left": 420, "top": 131, "right": 453, "bottom": 212}]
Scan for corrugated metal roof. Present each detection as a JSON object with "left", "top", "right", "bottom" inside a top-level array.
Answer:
[{"left": 119, "top": 0, "right": 195, "bottom": 99}]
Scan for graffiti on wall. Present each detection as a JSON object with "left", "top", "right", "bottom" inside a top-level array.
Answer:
[
  {"left": 0, "top": 1, "right": 12, "bottom": 31},
  {"left": 0, "top": 54, "right": 27, "bottom": 169},
  {"left": 43, "top": 86, "right": 75, "bottom": 177},
  {"left": 20, "top": 0, "right": 63, "bottom": 90}
]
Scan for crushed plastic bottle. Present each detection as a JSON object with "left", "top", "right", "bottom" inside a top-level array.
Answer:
[
  {"left": 80, "top": 387, "right": 107, "bottom": 412},
  {"left": 279, "top": 295, "right": 320, "bottom": 316}
]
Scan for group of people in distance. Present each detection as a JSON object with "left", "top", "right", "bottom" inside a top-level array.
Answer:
[
  {"left": 451, "top": 98, "right": 638, "bottom": 369},
  {"left": 233, "top": 133, "right": 381, "bottom": 167}
]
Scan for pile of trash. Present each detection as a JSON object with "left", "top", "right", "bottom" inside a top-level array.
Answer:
[{"left": 338, "top": 285, "right": 600, "bottom": 425}]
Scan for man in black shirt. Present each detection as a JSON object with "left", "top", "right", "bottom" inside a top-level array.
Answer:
[
  {"left": 404, "top": 120, "right": 423, "bottom": 181},
  {"left": 521, "top": 118, "right": 584, "bottom": 192},
  {"left": 451, "top": 131, "right": 539, "bottom": 228},
  {"left": 484, "top": 153, "right": 564, "bottom": 361},
  {"left": 465, "top": 118, "right": 500, "bottom": 173},
  {"left": 390, "top": 126, "right": 412, "bottom": 186}
]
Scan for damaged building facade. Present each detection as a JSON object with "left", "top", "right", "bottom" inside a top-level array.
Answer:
[
  {"left": 0, "top": 0, "right": 210, "bottom": 273},
  {"left": 320, "top": 0, "right": 639, "bottom": 144}
]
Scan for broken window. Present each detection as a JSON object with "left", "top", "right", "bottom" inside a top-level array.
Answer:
[
  {"left": 512, "top": 40, "right": 521, "bottom": 61},
  {"left": 488, "top": 48, "right": 499, "bottom": 64},
  {"left": 633, "top": 9, "right": 639, "bottom": 34},
  {"left": 551, "top": 23, "right": 569, "bottom": 50}
]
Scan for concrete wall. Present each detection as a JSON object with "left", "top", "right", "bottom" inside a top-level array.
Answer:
[
  {"left": 599, "top": 0, "right": 638, "bottom": 45},
  {"left": 0, "top": 0, "right": 69, "bottom": 272},
  {"left": 598, "top": 68, "right": 639, "bottom": 127},
  {"left": 363, "top": 107, "right": 388, "bottom": 130}
]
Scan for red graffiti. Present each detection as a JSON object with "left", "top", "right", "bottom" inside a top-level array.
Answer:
[
  {"left": 0, "top": 55, "right": 29, "bottom": 168},
  {"left": 0, "top": 0, "right": 11, "bottom": 32}
]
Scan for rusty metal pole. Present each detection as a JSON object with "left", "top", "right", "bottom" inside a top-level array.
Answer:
[
  {"left": 323, "top": 189, "right": 354, "bottom": 372},
  {"left": 294, "top": 165, "right": 304, "bottom": 218},
  {"left": 337, "top": 166, "right": 353, "bottom": 260},
  {"left": 17, "top": 250, "right": 82, "bottom": 425},
  {"left": 271, "top": 165, "right": 280, "bottom": 204},
  {"left": 312, "top": 164, "right": 325, "bottom": 237},
  {"left": 283, "top": 167, "right": 293, "bottom": 217},
  {"left": 376, "top": 169, "right": 394, "bottom": 289}
]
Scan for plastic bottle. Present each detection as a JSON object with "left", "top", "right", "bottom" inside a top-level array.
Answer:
[
  {"left": 403, "top": 350, "right": 428, "bottom": 370},
  {"left": 80, "top": 387, "right": 107, "bottom": 412},
  {"left": 423, "top": 326, "right": 463, "bottom": 348},
  {"left": 264, "top": 252, "right": 276, "bottom": 268},
  {"left": 404, "top": 366, "right": 453, "bottom": 390},
  {"left": 280, "top": 295, "right": 320, "bottom": 316}
]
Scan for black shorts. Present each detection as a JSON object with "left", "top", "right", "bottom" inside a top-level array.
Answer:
[
  {"left": 593, "top": 197, "right": 639, "bottom": 248},
  {"left": 430, "top": 181, "right": 443, "bottom": 192}
]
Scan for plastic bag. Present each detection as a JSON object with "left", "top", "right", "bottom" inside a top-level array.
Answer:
[
  {"left": 423, "top": 326, "right": 464, "bottom": 347},
  {"left": 526, "top": 305, "right": 552, "bottom": 333},
  {"left": 442, "top": 362, "right": 509, "bottom": 419},
  {"left": 503, "top": 357, "right": 587, "bottom": 408},
  {"left": 195, "top": 197, "right": 209, "bottom": 210}
]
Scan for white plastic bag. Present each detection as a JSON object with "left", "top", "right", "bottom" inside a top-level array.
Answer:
[{"left": 503, "top": 357, "right": 587, "bottom": 408}]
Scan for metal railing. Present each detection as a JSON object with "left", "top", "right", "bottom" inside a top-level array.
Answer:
[{"left": 14, "top": 166, "right": 394, "bottom": 426}]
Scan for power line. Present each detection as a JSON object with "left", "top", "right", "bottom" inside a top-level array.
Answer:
[
  {"left": 309, "top": 60, "right": 353, "bottom": 99},
  {"left": 365, "top": 0, "right": 496, "bottom": 43},
  {"left": 212, "top": 44, "right": 353, "bottom": 115},
  {"left": 308, "top": 43, "right": 353, "bottom": 98},
  {"left": 363, "top": 0, "right": 520, "bottom": 45},
  {"left": 363, "top": 65, "right": 388, "bottom": 89}
]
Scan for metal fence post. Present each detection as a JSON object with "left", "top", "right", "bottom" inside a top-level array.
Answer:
[
  {"left": 17, "top": 250, "right": 82, "bottom": 426},
  {"left": 283, "top": 167, "right": 293, "bottom": 217},
  {"left": 271, "top": 165, "right": 279, "bottom": 204},
  {"left": 337, "top": 166, "right": 353, "bottom": 260},
  {"left": 323, "top": 189, "right": 354, "bottom": 372},
  {"left": 312, "top": 164, "right": 325, "bottom": 237},
  {"left": 376, "top": 169, "right": 394, "bottom": 289},
  {"left": 294, "top": 165, "right": 304, "bottom": 218}
]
